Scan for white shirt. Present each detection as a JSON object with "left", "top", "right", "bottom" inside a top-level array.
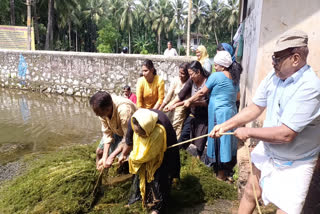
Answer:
[
  {"left": 253, "top": 64, "right": 320, "bottom": 160},
  {"left": 164, "top": 48, "right": 178, "bottom": 57}
]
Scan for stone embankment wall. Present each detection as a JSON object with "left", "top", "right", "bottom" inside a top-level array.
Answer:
[{"left": 0, "top": 50, "right": 194, "bottom": 97}]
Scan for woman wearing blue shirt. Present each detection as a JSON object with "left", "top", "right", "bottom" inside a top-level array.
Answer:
[{"left": 184, "top": 51, "right": 242, "bottom": 180}]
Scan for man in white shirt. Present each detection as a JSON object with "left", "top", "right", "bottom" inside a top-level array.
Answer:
[
  {"left": 210, "top": 30, "right": 320, "bottom": 214},
  {"left": 164, "top": 41, "right": 178, "bottom": 56}
]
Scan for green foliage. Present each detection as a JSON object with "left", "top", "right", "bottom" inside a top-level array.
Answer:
[
  {"left": 0, "top": 0, "right": 239, "bottom": 53},
  {"left": 133, "top": 35, "right": 152, "bottom": 54},
  {"left": 55, "top": 39, "right": 70, "bottom": 51},
  {"left": 140, "top": 49, "right": 148, "bottom": 54},
  {"left": 204, "top": 42, "right": 217, "bottom": 58},
  {"left": 0, "top": 0, "right": 26, "bottom": 25},
  {"left": 233, "top": 165, "right": 239, "bottom": 181},
  {"left": 179, "top": 46, "right": 186, "bottom": 56},
  {"left": 96, "top": 21, "right": 120, "bottom": 53},
  {"left": 97, "top": 44, "right": 112, "bottom": 53},
  {"left": 0, "top": 0, "right": 9, "bottom": 24}
]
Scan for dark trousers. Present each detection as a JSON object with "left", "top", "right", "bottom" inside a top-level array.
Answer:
[
  {"left": 178, "top": 115, "right": 192, "bottom": 146},
  {"left": 178, "top": 115, "right": 208, "bottom": 157}
]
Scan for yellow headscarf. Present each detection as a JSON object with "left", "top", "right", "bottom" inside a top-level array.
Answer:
[
  {"left": 128, "top": 109, "right": 167, "bottom": 203},
  {"left": 197, "top": 45, "right": 209, "bottom": 66}
]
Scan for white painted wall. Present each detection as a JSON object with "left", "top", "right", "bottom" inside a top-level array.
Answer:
[
  {"left": 239, "top": 0, "right": 263, "bottom": 110},
  {"left": 240, "top": 0, "right": 320, "bottom": 126}
]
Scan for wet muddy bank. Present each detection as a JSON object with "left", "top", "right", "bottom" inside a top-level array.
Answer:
[{"left": 0, "top": 160, "right": 24, "bottom": 185}]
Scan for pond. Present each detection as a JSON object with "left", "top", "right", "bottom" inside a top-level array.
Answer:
[{"left": 0, "top": 88, "right": 101, "bottom": 165}]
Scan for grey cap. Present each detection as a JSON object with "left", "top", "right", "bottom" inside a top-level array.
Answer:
[{"left": 274, "top": 29, "right": 308, "bottom": 52}]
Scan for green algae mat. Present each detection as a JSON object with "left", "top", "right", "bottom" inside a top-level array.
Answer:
[{"left": 0, "top": 144, "right": 237, "bottom": 214}]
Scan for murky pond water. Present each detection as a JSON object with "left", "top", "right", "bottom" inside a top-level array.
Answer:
[{"left": 0, "top": 88, "right": 101, "bottom": 165}]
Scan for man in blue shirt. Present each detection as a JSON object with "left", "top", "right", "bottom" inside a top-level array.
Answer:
[{"left": 210, "top": 29, "right": 320, "bottom": 214}]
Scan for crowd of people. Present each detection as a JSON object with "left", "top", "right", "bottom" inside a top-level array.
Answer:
[{"left": 89, "top": 29, "right": 320, "bottom": 214}]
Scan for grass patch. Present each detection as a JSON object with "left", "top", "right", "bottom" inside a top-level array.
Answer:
[
  {"left": 0, "top": 145, "right": 237, "bottom": 214},
  {"left": 169, "top": 151, "right": 237, "bottom": 213}
]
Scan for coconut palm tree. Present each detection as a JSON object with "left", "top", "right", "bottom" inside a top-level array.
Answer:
[
  {"left": 83, "top": 0, "right": 107, "bottom": 51},
  {"left": 0, "top": 0, "right": 9, "bottom": 24},
  {"left": 32, "top": 0, "right": 41, "bottom": 47},
  {"left": 55, "top": 0, "right": 78, "bottom": 50},
  {"left": 45, "top": 0, "right": 54, "bottom": 50},
  {"left": 186, "top": 0, "right": 191, "bottom": 56},
  {"left": 151, "top": 0, "right": 173, "bottom": 54},
  {"left": 137, "top": 0, "right": 153, "bottom": 38},
  {"left": 205, "top": 0, "right": 222, "bottom": 45},
  {"left": 83, "top": 0, "right": 106, "bottom": 25},
  {"left": 120, "top": 0, "right": 136, "bottom": 54},
  {"left": 107, "top": 0, "right": 122, "bottom": 22},
  {"left": 223, "top": 0, "right": 239, "bottom": 42},
  {"left": 106, "top": 0, "right": 123, "bottom": 52},
  {"left": 10, "top": 0, "right": 15, "bottom": 25},
  {"left": 70, "top": 2, "right": 86, "bottom": 51},
  {"left": 169, "top": 0, "right": 187, "bottom": 54},
  {"left": 191, "top": 0, "right": 208, "bottom": 46}
]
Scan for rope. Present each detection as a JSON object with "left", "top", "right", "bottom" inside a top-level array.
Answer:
[
  {"left": 245, "top": 143, "right": 262, "bottom": 214},
  {"left": 167, "top": 132, "right": 234, "bottom": 149}
]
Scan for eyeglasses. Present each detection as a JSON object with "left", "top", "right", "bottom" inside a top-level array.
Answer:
[{"left": 272, "top": 52, "right": 293, "bottom": 65}]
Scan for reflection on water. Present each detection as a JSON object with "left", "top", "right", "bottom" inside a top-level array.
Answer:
[{"left": 0, "top": 88, "right": 101, "bottom": 165}]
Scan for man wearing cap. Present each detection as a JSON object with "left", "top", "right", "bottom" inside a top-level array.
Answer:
[{"left": 209, "top": 29, "right": 320, "bottom": 214}]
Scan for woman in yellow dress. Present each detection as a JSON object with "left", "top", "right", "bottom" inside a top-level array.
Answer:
[
  {"left": 136, "top": 59, "right": 165, "bottom": 109},
  {"left": 105, "top": 109, "right": 180, "bottom": 214}
]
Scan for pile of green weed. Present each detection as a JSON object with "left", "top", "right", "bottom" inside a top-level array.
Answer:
[
  {"left": 0, "top": 146, "right": 237, "bottom": 214},
  {"left": 169, "top": 150, "right": 237, "bottom": 212},
  {"left": 89, "top": 181, "right": 145, "bottom": 214},
  {"left": 0, "top": 144, "right": 99, "bottom": 214},
  {"left": 91, "top": 150, "right": 237, "bottom": 214}
]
